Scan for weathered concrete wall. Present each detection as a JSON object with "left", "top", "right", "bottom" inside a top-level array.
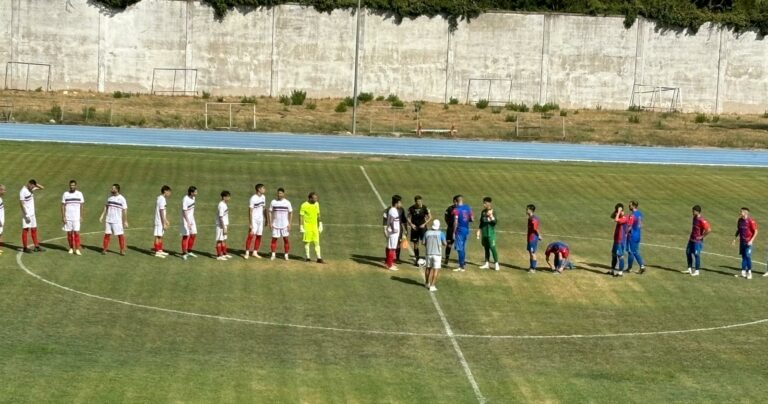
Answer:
[{"left": 1, "top": 1, "right": 766, "bottom": 113}]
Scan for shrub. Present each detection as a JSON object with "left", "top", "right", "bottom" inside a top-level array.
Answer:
[
  {"left": 560, "top": 110, "right": 568, "bottom": 117},
  {"left": 390, "top": 99, "right": 404, "bottom": 108},
  {"left": 711, "top": 115, "right": 720, "bottom": 123},
  {"left": 541, "top": 112, "right": 553, "bottom": 120},
  {"left": 475, "top": 99, "right": 489, "bottom": 109},
  {"left": 375, "top": 95, "right": 385, "bottom": 102},
  {"left": 533, "top": 102, "right": 559, "bottom": 113},
  {"left": 201, "top": 91, "right": 211, "bottom": 99},
  {"left": 305, "top": 102, "right": 317, "bottom": 110},
  {"left": 694, "top": 114, "right": 709, "bottom": 123},
  {"left": 113, "top": 91, "right": 131, "bottom": 99},
  {"left": 471, "top": 114, "right": 481, "bottom": 121},
  {"left": 448, "top": 97, "right": 459, "bottom": 105},
  {"left": 278, "top": 94, "right": 291, "bottom": 106},
  {"left": 216, "top": 96, "right": 225, "bottom": 102},
  {"left": 762, "top": 111, "right": 768, "bottom": 118},
  {"left": 385, "top": 94, "right": 400, "bottom": 103},
  {"left": 504, "top": 114, "right": 517, "bottom": 123},
  {"left": 81, "top": 106, "right": 96, "bottom": 119},
  {"left": 413, "top": 101, "right": 424, "bottom": 112},
  {"left": 491, "top": 106, "right": 502, "bottom": 114},
  {"left": 334, "top": 102, "right": 348, "bottom": 113},
  {"left": 49, "top": 105, "right": 62, "bottom": 120},
  {"left": 240, "top": 96, "right": 257, "bottom": 104},
  {"left": 357, "top": 92, "right": 374, "bottom": 103},
  {"left": 627, "top": 105, "right": 642, "bottom": 112},
  {"left": 290, "top": 89, "right": 307, "bottom": 105},
  {"left": 505, "top": 102, "right": 529, "bottom": 112},
  {"left": 343, "top": 96, "right": 355, "bottom": 107},
  {"left": 628, "top": 114, "right": 641, "bottom": 124},
  {"left": 34, "top": 86, "right": 43, "bottom": 92}
]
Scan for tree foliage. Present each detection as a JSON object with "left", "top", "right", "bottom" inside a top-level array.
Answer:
[{"left": 94, "top": 0, "right": 768, "bottom": 35}]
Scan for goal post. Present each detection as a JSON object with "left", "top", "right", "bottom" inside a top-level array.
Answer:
[
  {"left": 465, "top": 78, "right": 513, "bottom": 106},
  {"left": 4, "top": 62, "right": 52, "bottom": 91},
  {"left": 629, "top": 83, "right": 681, "bottom": 112},
  {"left": 151, "top": 68, "right": 198, "bottom": 96},
  {"left": 204, "top": 103, "right": 257, "bottom": 130}
]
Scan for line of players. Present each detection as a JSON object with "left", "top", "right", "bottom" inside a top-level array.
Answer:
[
  {"left": 382, "top": 194, "right": 760, "bottom": 291},
  {"left": 0, "top": 180, "right": 324, "bottom": 263}
]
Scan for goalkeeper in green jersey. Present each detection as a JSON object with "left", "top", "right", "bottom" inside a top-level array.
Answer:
[{"left": 476, "top": 196, "right": 499, "bottom": 271}]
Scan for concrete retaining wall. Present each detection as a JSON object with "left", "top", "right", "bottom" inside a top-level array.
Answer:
[{"left": 0, "top": 0, "right": 766, "bottom": 113}]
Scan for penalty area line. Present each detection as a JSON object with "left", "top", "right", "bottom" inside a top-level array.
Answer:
[{"left": 360, "top": 165, "right": 486, "bottom": 404}]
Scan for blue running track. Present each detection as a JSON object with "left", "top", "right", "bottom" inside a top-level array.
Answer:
[{"left": 0, "top": 123, "right": 766, "bottom": 167}]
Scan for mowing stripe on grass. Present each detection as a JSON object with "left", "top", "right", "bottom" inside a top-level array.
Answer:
[{"left": 360, "top": 165, "right": 487, "bottom": 404}]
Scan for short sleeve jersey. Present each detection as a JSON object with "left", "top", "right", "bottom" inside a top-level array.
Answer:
[
  {"left": 155, "top": 195, "right": 167, "bottom": 225},
  {"left": 545, "top": 242, "right": 570, "bottom": 259},
  {"left": 216, "top": 201, "right": 229, "bottom": 227},
  {"left": 182, "top": 195, "right": 196, "bottom": 224},
  {"left": 20, "top": 187, "right": 35, "bottom": 216},
  {"left": 62, "top": 191, "right": 85, "bottom": 221},
  {"left": 452, "top": 204, "right": 473, "bottom": 230},
  {"left": 300, "top": 201, "right": 320, "bottom": 231},
  {"left": 479, "top": 208, "right": 497, "bottom": 238},
  {"left": 444, "top": 205, "right": 456, "bottom": 230},
  {"left": 387, "top": 207, "right": 400, "bottom": 235},
  {"left": 527, "top": 215, "right": 540, "bottom": 242},
  {"left": 408, "top": 204, "right": 430, "bottom": 227},
  {"left": 690, "top": 216, "right": 711, "bottom": 242},
  {"left": 249, "top": 194, "right": 266, "bottom": 221},
  {"left": 105, "top": 194, "right": 127, "bottom": 224},
  {"left": 737, "top": 217, "right": 758, "bottom": 243},
  {"left": 424, "top": 229, "right": 446, "bottom": 256},
  {"left": 628, "top": 210, "right": 643, "bottom": 242},
  {"left": 270, "top": 199, "right": 293, "bottom": 229}
]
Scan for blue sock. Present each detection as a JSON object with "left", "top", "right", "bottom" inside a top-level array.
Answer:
[
  {"left": 531, "top": 259, "right": 537, "bottom": 269},
  {"left": 694, "top": 254, "right": 701, "bottom": 270},
  {"left": 458, "top": 250, "right": 466, "bottom": 267},
  {"left": 619, "top": 257, "right": 625, "bottom": 271}
]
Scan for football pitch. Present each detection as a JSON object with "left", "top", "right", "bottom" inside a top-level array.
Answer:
[{"left": 1, "top": 140, "right": 767, "bottom": 402}]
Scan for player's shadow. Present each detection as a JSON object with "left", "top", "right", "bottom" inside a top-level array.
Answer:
[
  {"left": 189, "top": 249, "right": 217, "bottom": 259},
  {"left": 719, "top": 265, "right": 741, "bottom": 272},
  {"left": 699, "top": 267, "right": 735, "bottom": 277},
  {"left": 128, "top": 245, "right": 163, "bottom": 257},
  {"left": 499, "top": 263, "right": 529, "bottom": 272},
  {"left": 390, "top": 275, "right": 424, "bottom": 288},
  {"left": 350, "top": 254, "right": 384, "bottom": 269},
  {"left": 1, "top": 242, "right": 22, "bottom": 251},
  {"left": 39, "top": 242, "right": 68, "bottom": 252},
  {"left": 581, "top": 262, "right": 612, "bottom": 275},
  {"left": 81, "top": 244, "right": 104, "bottom": 254},
  {"left": 647, "top": 265, "right": 683, "bottom": 274}
]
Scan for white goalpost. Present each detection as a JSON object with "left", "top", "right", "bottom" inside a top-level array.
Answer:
[{"left": 629, "top": 83, "right": 682, "bottom": 112}]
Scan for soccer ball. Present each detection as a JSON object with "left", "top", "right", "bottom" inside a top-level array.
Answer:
[{"left": 416, "top": 258, "right": 426, "bottom": 268}]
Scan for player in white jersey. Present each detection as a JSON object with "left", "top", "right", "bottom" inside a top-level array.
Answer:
[
  {"left": 99, "top": 184, "right": 128, "bottom": 255},
  {"left": 384, "top": 195, "right": 403, "bottom": 271},
  {"left": 269, "top": 187, "right": 293, "bottom": 260},
  {"left": 244, "top": 183, "right": 268, "bottom": 259},
  {"left": 180, "top": 186, "right": 198, "bottom": 260},
  {"left": 0, "top": 184, "right": 6, "bottom": 255},
  {"left": 60, "top": 180, "right": 85, "bottom": 255},
  {"left": 153, "top": 185, "right": 171, "bottom": 258},
  {"left": 20, "top": 179, "right": 45, "bottom": 253},
  {"left": 215, "top": 190, "right": 232, "bottom": 260}
]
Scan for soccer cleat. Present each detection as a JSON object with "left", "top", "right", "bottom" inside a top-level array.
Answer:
[
  {"left": 305, "top": 258, "right": 311, "bottom": 262},
  {"left": 528, "top": 268, "right": 536, "bottom": 273},
  {"left": 154, "top": 252, "right": 167, "bottom": 258},
  {"left": 187, "top": 252, "right": 198, "bottom": 258},
  {"left": 68, "top": 248, "right": 74, "bottom": 255},
  {"left": 34, "top": 246, "right": 44, "bottom": 252},
  {"left": 429, "top": 286, "right": 438, "bottom": 292},
  {"left": 609, "top": 270, "right": 615, "bottom": 276},
  {"left": 224, "top": 254, "right": 233, "bottom": 259},
  {"left": 317, "top": 259, "right": 324, "bottom": 264},
  {"left": 252, "top": 252, "right": 261, "bottom": 259},
  {"left": 763, "top": 272, "right": 768, "bottom": 277},
  {"left": 182, "top": 253, "right": 189, "bottom": 261},
  {"left": 692, "top": 270, "right": 700, "bottom": 276},
  {"left": 216, "top": 256, "right": 228, "bottom": 261},
  {"left": 479, "top": 262, "right": 490, "bottom": 269},
  {"left": 22, "top": 248, "right": 31, "bottom": 254},
  {"left": 75, "top": 249, "right": 82, "bottom": 256},
  {"left": 119, "top": 250, "right": 126, "bottom": 256},
  {"left": 284, "top": 253, "right": 290, "bottom": 261},
  {"left": 617, "top": 271, "right": 624, "bottom": 277},
  {"left": 741, "top": 270, "right": 747, "bottom": 278},
  {"left": 159, "top": 251, "right": 169, "bottom": 256},
  {"left": 682, "top": 268, "right": 692, "bottom": 274},
  {"left": 494, "top": 262, "right": 500, "bottom": 271},
  {"left": 747, "top": 272, "right": 753, "bottom": 280},
  {"left": 101, "top": 250, "right": 107, "bottom": 255},
  {"left": 242, "top": 253, "right": 249, "bottom": 260},
  {"left": 271, "top": 253, "right": 276, "bottom": 260},
  {"left": 388, "top": 265, "right": 399, "bottom": 271},
  {"left": 639, "top": 266, "right": 646, "bottom": 274},
  {"left": 553, "top": 271, "right": 561, "bottom": 275}
]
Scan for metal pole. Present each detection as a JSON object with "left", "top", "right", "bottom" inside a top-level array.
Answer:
[
  {"left": 229, "top": 103, "right": 232, "bottom": 129},
  {"left": 253, "top": 104, "right": 256, "bottom": 129},
  {"left": 205, "top": 103, "right": 209, "bottom": 129},
  {"left": 351, "top": 0, "right": 362, "bottom": 135}
]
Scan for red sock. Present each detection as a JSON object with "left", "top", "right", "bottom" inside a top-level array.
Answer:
[
  {"left": 75, "top": 233, "right": 81, "bottom": 249},
  {"left": 103, "top": 234, "right": 110, "bottom": 250},
  {"left": 224, "top": 243, "right": 228, "bottom": 255},
  {"left": 181, "top": 236, "right": 189, "bottom": 253},
  {"left": 216, "top": 243, "right": 223, "bottom": 256},
  {"left": 245, "top": 234, "right": 254, "bottom": 251},
  {"left": 188, "top": 234, "right": 196, "bottom": 250},
  {"left": 22, "top": 229, "right": 29, "bottom": 248},
  {"left": 158, "top": 240, "right": 163, "bottom": 251},
  {"left": 118, "top": 235, "right": 126, "bottom": 251},
  {"left": 31, "top": 228, "right": 39, "bottom": 247},
  {"left": 270, "top": 238, "right": 277, "bottom": 252},
  {"left": 386, "top": 249, "right": 394, "bottom": 267},
  {"left": 254, "top": 235, "right": 262, "bottom": 250},
  {"left": 283, "top": 237, "right": 290, "bottom": 253},
  {"left": 67, "top": 232, "right": 73, "bottom": 248}
]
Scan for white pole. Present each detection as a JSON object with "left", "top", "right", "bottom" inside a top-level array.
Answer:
[{"left": 351, "top": 0, "right": 362, "bottom": 135}]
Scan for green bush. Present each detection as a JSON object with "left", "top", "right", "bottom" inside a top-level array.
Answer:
[
  {"left": 113, "top": 91, "right": 131, "bottom": 99},
  {"left": 290, "top": 89, "right": 306, "bottom": 105},
  {"left": 201, "top": 91, "right": 211, "bottom": 99},
  {"left": 711, "top": 115, "right": 720, "bottom": 123},
  {"left": 34, "top": 87, "right": 43, "bottom": 92},
  {"left": 628, "top": 114, "right": 641, "bottom": 124},
  {"left": 240, "top": 96, "right": 257, "bottom": 104},
  {"left": 305, "top": 102, "right": 317, "bottom": 110},
  {"left": 560, "top": 110, "right": 568, "bottom": 117},
  {"left": 375, "top": 95, "right": 385, "bottom": 102},
  {"left": 627, "top": 105, "right": 642, "bottom": 112},
  {"left": 533, "top": 102, "right": 559, "bottom": 113},
  {"left": 81, "top": 106, "right": 97, "bottom": 120},
  {"left": 491, "top": 106, "right": 502, "bottom": 114},
  {"left": 278, "top": 95, "right": 291, "bottom": 106},
  {"left": 357, "top": 92, "right": 374, "bottom": 103},
  {"left": 343, "top": 96, "right": 355, "bottom": 107},
  {"left": 390, "top": 99, "right": 404, "bottom": 108},
  {"left": 505, "top": 102, "right": 529, "bottom": 112},
  {"left": 694, "top": 114, "right": 709, "bottom": 123},
  {"left": 216, "top": 96, "right": 225, "bottom": 103},
  {"left": 448, "top": 97, "right": 459, "bottom": 105},
  {"left": 504, "top": 114, "right": 517, "bottom": 123},
  {"left": 334, "top": 102, "right": 347, "bottom": 113},
  {"left": 385, "top": 94, "right": 400, "bottom": 103},
  {"left": 475, "top": 99, "right": 489, "bottom": 109},
  {"left": 50, "top": 105, "right": 62, "bottom": 120}
]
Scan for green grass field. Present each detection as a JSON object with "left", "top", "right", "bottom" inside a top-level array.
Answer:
[{"left": 1, "top": 141, "right": 767, "bottom": 403}]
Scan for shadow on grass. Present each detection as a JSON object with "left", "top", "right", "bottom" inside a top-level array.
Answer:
[
  {"left": 390, "top": 275, "right": 425, "bottom": 288},
  {"left": 700, "top": 267, "right": 736, "bottom": 277},
  {"left": 499, "top": 263, "right": 529, "bottom": 272},
  {"left": 1, "top": 242, "right": 23, "bottom": 251},
  {"left": 81, "top": 244, "right": 104, "bottom": 254},
  {"left": 719, "top": 265, "right": 741, "bottom": 272},
  {"left": 350, "top": 254, "right": 384, "bottom": 269},
  {"left": 581, "top": 262, "right": 612, "bottom": 275},
  {"left": 128, "top": 245, "right": 157, "bottom": 256},
  {"left": 39, "top": 242, "right": 68, "bottom": 252},
  {"left": 646, "top": 265, "right": 684, "bottom": 274}
]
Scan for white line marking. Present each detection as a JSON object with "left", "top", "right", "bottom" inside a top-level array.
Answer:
[
  {"left": 359, "top": 166, "right": 387, "bottom": 207},
  {"left": 13, "top": 227, "right": 768, "bottom": 343},
  {"left": 430, "top": 293, "right": 486, "bottom": 403},
  {"left": 361, "top": 165, "right": 485, "bottom": 403}
]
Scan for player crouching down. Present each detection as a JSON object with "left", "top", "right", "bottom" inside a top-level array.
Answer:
[
  {"left": 420, "top": 219, "right": 447, "bottom": 292},
  {"left": 545, "top": 241, "right": 573, "bottom": 274}
]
